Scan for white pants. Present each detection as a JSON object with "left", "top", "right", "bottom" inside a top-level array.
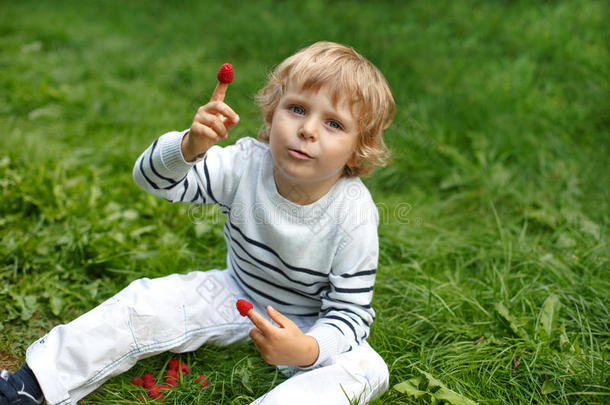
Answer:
[{"left": 26, "top": 270, "right": 389, "bottom": 404}]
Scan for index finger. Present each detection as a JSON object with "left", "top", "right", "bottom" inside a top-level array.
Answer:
[
  {"left": 210, "top": 63, "right": 234, "bottom": 102},
  {"left": 247, "top": 309, "right": 275, "bottom": 335},
  {"left": 210, "top": 82, "right": 228, "bottom": 102}
]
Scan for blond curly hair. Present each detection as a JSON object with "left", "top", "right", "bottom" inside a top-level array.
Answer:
[{"left": 256, "top": 41, "right": 395, "bottom": 177}]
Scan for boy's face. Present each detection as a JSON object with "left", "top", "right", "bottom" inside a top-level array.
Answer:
[{"left": 267, "top": 85, "right": 359, "bottom": 202}]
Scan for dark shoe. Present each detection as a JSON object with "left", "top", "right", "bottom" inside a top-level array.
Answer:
[{"left": 0, "top": 370, "right": 43, "bottom": 405}]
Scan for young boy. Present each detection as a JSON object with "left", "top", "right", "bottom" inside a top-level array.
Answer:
[{"left": 1, "top": 41, "right": 395, "bottom": 404}]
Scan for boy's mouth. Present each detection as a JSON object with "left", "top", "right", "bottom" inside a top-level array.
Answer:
[{"left": 288, "top": 148, "right": 313, "bottom": 160}]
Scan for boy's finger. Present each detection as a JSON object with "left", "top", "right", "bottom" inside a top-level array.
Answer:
[
  {"left": 223, "top": 115, "right": 240, "bottom": 132},
  {"left": 249, "top": 327, "right": 264, "bottom": 342},
  {"left": 266, "top": 306, "right": 291, "bottom": 329},
  {"left": 191, "top": 122, "right": 223, "bottom": 142},
  {"left": 205, "top": 101, "right": 239, "bottom": 123},
  {"left": 210, "top": 82, "right": 228, "bottom": 102},
  {"left": 194, "top": 112, "right": 227, "bottom": 137},
  {"left": 247, "top": 309, "right": 274, "bottom": 335}
]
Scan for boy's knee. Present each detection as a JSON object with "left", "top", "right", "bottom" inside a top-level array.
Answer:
[
  {"left": 350, "top": 344, "right": 389, "bottom": 400},
  {"left": 376, "top": 355, "right": 390, "bottom": 392},
  {"left": 366, "top": 347, "right": 389, "bottom": 390}
]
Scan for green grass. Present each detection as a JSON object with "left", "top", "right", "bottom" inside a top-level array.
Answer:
[{"left": 1, "top": 0, "right": 608, "bottom": 403}]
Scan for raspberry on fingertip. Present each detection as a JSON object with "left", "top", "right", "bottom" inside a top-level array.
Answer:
[{"left": 217, "top": 63, "right": 234, "bottom": 84}]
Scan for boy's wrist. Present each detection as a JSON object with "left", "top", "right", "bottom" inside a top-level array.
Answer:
[
  {"left": 155, "top": 131, "right": 197, "bottom": 174},
  {"left": 181, "top": 131, "right": 206, "bottom": 162},
  {"left": 296, "top": 336, "right": 320, "bottom": 368}
]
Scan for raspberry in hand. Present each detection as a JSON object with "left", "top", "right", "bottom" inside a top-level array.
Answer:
[
  {"left": 236, "top": 299, "right": 253, "bottom": 316},
  {"left": 217, "top": 63, "right": 234, "bottom": 84}
]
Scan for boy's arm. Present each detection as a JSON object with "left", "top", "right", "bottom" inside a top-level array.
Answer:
[
  {"left": 132, "top": 131, "right": 249, "bottom": 207},
  {"left": 240, "top": 201, "right": 379, "bottom": 368},
  {"left": 133, "top": 74, "right": 240, "bottom": 204},
  {"left": 132, "top": 130, "right": 198, "bottom": 202},
  {"left": 305, "top": 218, "right": 379, "bottom": 368},
  {"left": 243, "top": 220, "right": 379, "bottom": 369}
]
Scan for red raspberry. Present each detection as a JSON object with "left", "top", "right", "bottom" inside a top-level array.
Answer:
[
  {"left": 165, "top": 377, "right": 178, "bottom": 387},
  {"left": 217, "top": 63, "right": 234, "bottom": 84},
  {"left": 180, "top": 362, "right": 190, "bottom": 375},
  {"left": 148, "top": 386, "right": 163, "bottom": 399},
  {"left": 236, "top": 299, "right": 253, "bottom": 316},
  {"left": 142, "top": 373, "right": 156, "bottom": 389},
  {"left": 168, "top": 358, "right": 180, "bottom": 371},
  {"left": 195, "top": 374, "right": 209, "bottom": 388},
  {"left": 131, "top": 376, "right": 144, "bottom": 386},
  {"left": 166, "top": 369, "right": 179, "bottom": 379}
]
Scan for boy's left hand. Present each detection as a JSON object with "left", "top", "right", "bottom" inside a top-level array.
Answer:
[{"left": 247, "top": 306, "right": 319, "bottom": 367}]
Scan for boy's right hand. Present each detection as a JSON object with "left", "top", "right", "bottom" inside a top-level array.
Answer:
[{"left": 181, "top": 79, "right": 240, "bottom": 162}]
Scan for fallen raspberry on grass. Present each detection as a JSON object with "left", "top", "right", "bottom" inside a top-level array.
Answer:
[
  {"left": 236, "top": 299, "right": 253, "bottom": 316},
  {"left": 195, "top": 374, "right": 209, "bottom": 388},
  {"left": 217, "top": 63, "right": 234, "bottom": 84},
  {"left": 168, "top": 358, "right": 181, "bottom": 371},
  {"left": 168, "top": 357, "right": 189, "bottom": 375},
  {"left": 131, "top": 376, "right": 144, "bottom": 387},
  {"left": 142, "top": 373, "right": 156, "bottom": 389},
  {"left": 147, "top": 386, "right": 163, "bottom": 399},
  {"left": 132, "top": 358, "right": 208, "bottom": 400},
  {"left": 180, "top": 362, "right": 190, "bottom": 375}
]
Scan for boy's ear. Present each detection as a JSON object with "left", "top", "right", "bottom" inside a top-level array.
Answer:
[
  {"left": 263, "top": 113, "right": 274, "bottom": 137},
  {"left": 346, "top": 149, "right": 361, "bottom": 170},
  {"left": 264, "top": 110, "right": 274, "bottom": 127}
]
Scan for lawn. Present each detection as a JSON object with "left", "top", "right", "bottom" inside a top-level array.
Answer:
[{"left": 1, "top": 0, "right": 608, "bottom": 403}]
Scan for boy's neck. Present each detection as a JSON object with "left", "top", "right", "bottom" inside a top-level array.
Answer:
[{"left": 272, "top": 167, "right": 341, "bottom": 206}]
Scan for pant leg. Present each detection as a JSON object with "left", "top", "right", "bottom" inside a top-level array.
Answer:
[
  {"left": 251, "top": 341, "right": 389, "bottom": 405},
  {"left": 26, "top": 269, "right": 251, "bottom": 405}
]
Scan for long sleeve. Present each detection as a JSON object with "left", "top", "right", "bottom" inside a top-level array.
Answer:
[
  {"left": 132, "top": 130, "right": 249, "bottom": 210},
  {"left": 304, "top": 208, "right": 379, "bottom": 368}
]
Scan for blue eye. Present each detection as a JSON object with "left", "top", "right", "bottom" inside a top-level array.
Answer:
[
  {"left": 290, "top": 105, "right": 305, "bottom": 115},
  {"left": 328, "top": 120, "right": 343, "bottom": 130}
]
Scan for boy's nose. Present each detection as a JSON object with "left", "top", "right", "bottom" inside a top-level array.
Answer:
[{"left": 298, "top": 118, "right": 318, "bottom": 141}]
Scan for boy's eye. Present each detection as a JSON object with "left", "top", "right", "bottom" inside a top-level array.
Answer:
[
  {"left": 327, "top": 120, "right": 343, "bottom": 130},
  {"left": 289, "top": 105, "right": 305, "bottom": 115}
]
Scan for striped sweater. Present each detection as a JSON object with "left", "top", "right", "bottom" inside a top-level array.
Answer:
[{"left": 133, "top": 130, "right": 380, "bottom": 367}]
